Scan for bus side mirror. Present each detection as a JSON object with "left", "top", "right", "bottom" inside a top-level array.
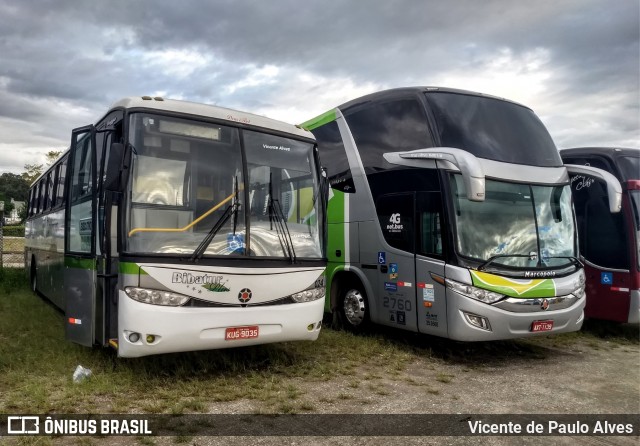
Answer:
[
  {"left": 383, "top": 147, "right": 486, "bottom": 202},
  {"left": 105, "top": 143, "right": 125, "bottom": 192},
  {"left": 564, "top": 164, "right": 622, "bottom": 213}
]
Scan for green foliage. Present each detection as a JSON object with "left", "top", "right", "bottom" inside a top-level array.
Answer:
[
  {"left": 2, "top": 225, "right": 25, "bottom": 236},
  {"left": 22, "top": 163, "right": 43, "bottom": 185},
  {"left": 21, "top": 150, "right": 64, "bottom": 185},
  {"left": 0, "top": 173, "right": 29, "bottom": 201}
]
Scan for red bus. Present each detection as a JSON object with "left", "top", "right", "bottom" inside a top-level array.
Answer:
[{"left": 561, "top": 147, "right": 639, "bottom": 323}]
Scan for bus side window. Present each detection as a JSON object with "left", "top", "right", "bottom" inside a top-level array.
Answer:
[
  {"left": 580, "top": 179, "right": 629, "bottom": 269},
  {"left": 344, "top": 98, "right": 433, "bottom": 173},
  {"left": 417, "top": 192, "right": 444, "bottom": 258},
  {"left": 56, "top": 157, "right": 67, "bottom": 207},
  {"left": 376, "top": 193, "right": 415, "bottom": 253},
  {"left": 312, "top": 120, "right": 356, "bottom": 193}
]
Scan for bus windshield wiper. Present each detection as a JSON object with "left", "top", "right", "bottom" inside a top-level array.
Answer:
[
  {"left": 477, "top": 254, "right": 533, "bottom": 271},
  {"left": 541, "top": 256, "right": 583, "bottom": 268},
  {"left": 268, "top": 173, "right": 297, "bottom": 263},
  {"left": 190, "top": 178, "right": 240, "bottom": 262}
]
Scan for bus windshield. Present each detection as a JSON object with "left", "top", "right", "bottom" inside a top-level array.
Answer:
[
  {"left": 125, "top": 113, "right": 323, "bottom": 258},
  {"left": 450, "top": 174, "right": 576, "bottom": 268},
  {"left": 425, "top": 91, "right": 562, "bottom": 167}
]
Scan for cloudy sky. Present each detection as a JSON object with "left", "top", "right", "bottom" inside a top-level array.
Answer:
[{"left": 0, "top": 0, "right": 638, "bottom": 174}]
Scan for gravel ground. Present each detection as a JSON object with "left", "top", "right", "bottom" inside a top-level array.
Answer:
[{"left": 4, "top": 327, "right": 640, "bottom": 446}]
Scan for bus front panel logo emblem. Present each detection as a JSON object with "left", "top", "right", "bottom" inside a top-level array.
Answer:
[
  {"left": 540, "top": 299, "right": 549, "bottom": 311},
  {"left": 238, "top": 288, "right": 252, "bottom": 303}
]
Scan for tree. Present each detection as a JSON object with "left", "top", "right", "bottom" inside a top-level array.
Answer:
[
  {"left": 21, "top": 150, "right": 63, "bottom": 185},
  {"left": 0, "top": 173, "right": 29, "bottom": 202},
  {"left": 18, "top": 203, "right": 28, "bottom": 222}
]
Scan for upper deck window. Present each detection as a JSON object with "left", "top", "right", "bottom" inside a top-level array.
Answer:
[{"left": 425, "top": 92, "right": 562, "bottom": 167}]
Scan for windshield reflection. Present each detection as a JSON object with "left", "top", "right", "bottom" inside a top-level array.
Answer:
[
  {"left": 125, "top": 113, "right": 323, "bottom": 259},
  {"left": 450, "top": 175, "right": 575, "bottom": 268}
]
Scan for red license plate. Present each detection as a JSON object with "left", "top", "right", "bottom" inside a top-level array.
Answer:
[
  {"left": 225, "top": 326, "right": 259, "bottom": 340},
  {"left": 531, "top": 320, "right": 554, "bottom": 332}
]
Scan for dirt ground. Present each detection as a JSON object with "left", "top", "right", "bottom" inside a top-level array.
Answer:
[
  {"left": 198, "top": 330, "right": 640, "bottom": 445},
  {"left": 5, "top": 326, "right": 640, "bottom": 446}
]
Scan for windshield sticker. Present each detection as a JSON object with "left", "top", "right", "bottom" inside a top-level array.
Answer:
[
  {"left": 422, "top": 284, "right": 435, "bottom": 302},
  {"left": 387, "top": 213, "right": 404, "bottom": 233},
  {"left": 390, "top": 263, "right": 398, "bottom": 274},
  {"left": 263, "top": 144, "right": 291, "bottom": 152},
  {"left": 570, "top": 173, "right": 595, "bottom": 190},
  {"left": 384, "top": 282, "right": 398, "bottom": 292},
  {"left": 470, "top": 271, "right": 556, "bottom": 298}
]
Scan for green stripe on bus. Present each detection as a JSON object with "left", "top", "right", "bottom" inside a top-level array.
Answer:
[
  {"left": 119, "top": 262, "right": 148, "bottom": 275},
  {"left": 64, "top": 257, "right": 96, "bottom": 270},
  {"left": 299, "top": 109, "right": 337, "bottom": 131}
]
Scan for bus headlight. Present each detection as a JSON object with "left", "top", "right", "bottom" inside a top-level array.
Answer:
[
  {"left": 445, "top": 278, "right": 505, "bottom": 304},
  {"left": 572, "top": 285, "right": 586, "bottom": 300},
  {"left": 125, "top": 287, "right": 191, "bottom": 306},
  {"left": 290, "top": 274, "right": 326, "bottom": 303}
]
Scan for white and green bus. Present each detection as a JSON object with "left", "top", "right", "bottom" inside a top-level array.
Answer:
[
  {"left": 25, "top": 96, "right": 326, "bottom": 357},
  {"left": 301, "top": 87, "right": 621, "bottom": 340}
]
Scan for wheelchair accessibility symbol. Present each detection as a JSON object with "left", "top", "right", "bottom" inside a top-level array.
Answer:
[
  {"left": 378, "top": 252, "right": 386, "bottom": 264},
  {"left": 601, "top": 272, "right": 613, "bottom": 285}
]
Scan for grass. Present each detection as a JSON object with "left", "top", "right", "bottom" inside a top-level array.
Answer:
[
  {"left": 1, "top": 267, "right": 637, "bottom": 416},
  {"left": 0, "top": 268, "right": 414, "bottom": 414}
]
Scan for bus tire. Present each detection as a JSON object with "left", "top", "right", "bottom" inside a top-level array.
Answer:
[
  {"left": 339, "top": 284, "right": 370, "bottom": 332},
  {"left": 30, "top": 257, "right": 38, "bottom": 294}
]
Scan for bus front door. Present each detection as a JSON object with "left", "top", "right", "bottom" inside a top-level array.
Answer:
[
  {"left": 64, "top": 125, "right": 97, "bottom": 347},
  {"left": 414, "top": 192, "right": 448, "bottom": 337}
]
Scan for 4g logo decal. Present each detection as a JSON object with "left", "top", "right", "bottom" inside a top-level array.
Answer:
[{"left": 387, "top": 213, "right": 404, "bottom": 233}]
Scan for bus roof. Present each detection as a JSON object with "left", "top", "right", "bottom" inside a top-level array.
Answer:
[
  {"left": 300, "top": 86, "right": 531, "bottom": 130},
  {"left": 110, "top": 96, "right": 312, "bottom": 139},
  {"left": 560, "top": 147, "right": 640, "bottom": 182},
  {"left": 560, "top": 147, "right": 639, "bottom": 158},
  {"left": 30, "top": 97, "right": 313, "bottom": 186}
]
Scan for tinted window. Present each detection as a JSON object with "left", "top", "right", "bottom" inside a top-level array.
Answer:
[
  {"left": 56, "top": 157, "right": 67, "bottom": 206},
  {"left": 345, "top": 98, "right": 433, "bottom": 173},
  {"left": 562, "top": 156, "right": 613, "bottom": 176},
  {"left": 368, "top": 168, "right": 440, "bottom": 213},
  {"left": 376, "top": 193, "right": 414, "bottom": 253},
  {"left": 70, "top": 136, "right": 93, "bottom": 202},
  {"left": 618, "top": 156, "right": 639, "bottom": 181},
  {"left": 417, "top": 192, "right": 444, "bottom": 258},
  {"left": 570, "top": 175, "right": 629, "bottom": 269},
  {"left": 45, "top": 172, "right": 54, "bottom": 210},
  {"left": 312, "top": 120, "right": 355, "bottom": 193},
  {"left": 426, "top": 92, "right": 561, "bottom": 167},
  {"left": 37, "top": 181, "right": 45, "bottom": 213}
]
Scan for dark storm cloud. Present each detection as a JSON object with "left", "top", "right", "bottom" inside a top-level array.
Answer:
[{"left": 0, "top": 0, "right": 637, "bottom": 173}]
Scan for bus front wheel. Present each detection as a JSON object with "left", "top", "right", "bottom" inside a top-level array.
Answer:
[{"left": 340, "top": 286, "right": 370, "bottom": 332}]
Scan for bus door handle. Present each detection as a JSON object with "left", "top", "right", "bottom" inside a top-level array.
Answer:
[
  {"left": 380, "top": 265, "right": 388, "bottom": 273},
  {"left": 97, "top": 274, "right": 118, "bottom": 279}
]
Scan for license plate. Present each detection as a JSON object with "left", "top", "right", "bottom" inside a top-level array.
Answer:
[
  {"left": 225, "top": 326, "right": 259, "bottom": 340},
  {"left": 531, "top": 320, "right": 554, "bottom": 332}
]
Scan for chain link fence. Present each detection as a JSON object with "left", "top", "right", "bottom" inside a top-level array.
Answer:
[{"left": 1, "top": 227, "right": 26, "bottom": 268}]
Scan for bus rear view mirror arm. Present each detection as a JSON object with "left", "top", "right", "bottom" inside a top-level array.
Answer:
[
  {"left": 383, "top": 147, "right": 485, "bottom": 202},
  {"left": 564, "top": 164, "right": 622, "bottom": 213}
]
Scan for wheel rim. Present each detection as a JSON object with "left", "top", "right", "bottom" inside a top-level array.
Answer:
[{"left": 343, "top": 289, "right": 366, "bottom": 326}]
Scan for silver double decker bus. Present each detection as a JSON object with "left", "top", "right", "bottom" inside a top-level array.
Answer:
[{"left": 301, "top": 87, "right": 620, "bottom": 340}]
